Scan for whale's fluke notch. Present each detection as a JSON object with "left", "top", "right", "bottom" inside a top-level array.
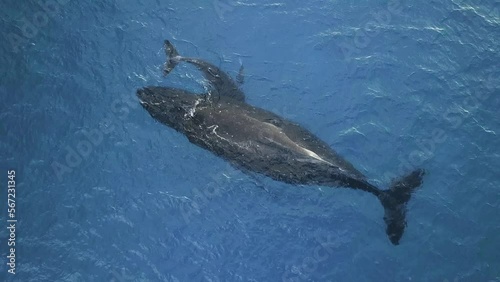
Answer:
[{"left": 378, "top": 169, "right": 425, "bottom": 245}]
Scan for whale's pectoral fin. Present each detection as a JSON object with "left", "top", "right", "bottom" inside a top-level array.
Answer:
[
  {"left": 163, "top": 40, "right": 180, "bottom": 76},
  {"left": 378, "top": 169, "right": 425, "bottom": 245},
  {"left": 236, "top": 64, "right": 244, "bottom": 85}
]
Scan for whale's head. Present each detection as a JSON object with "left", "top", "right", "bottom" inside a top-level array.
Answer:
[{"left": 137, "top": 86, "right": 200, "bottom": 132}]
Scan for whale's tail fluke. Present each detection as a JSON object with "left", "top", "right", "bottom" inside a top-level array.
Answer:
[
  {"left": 163, "top": 40, "right": 180, "bottom": 76},
  {"left": 378, "top": 169, "right": 425, "bottom": 245}
]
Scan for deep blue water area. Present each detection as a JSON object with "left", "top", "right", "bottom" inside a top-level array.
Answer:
[{"left": 1, "top": 0, "right": 499, "bottom": 281}]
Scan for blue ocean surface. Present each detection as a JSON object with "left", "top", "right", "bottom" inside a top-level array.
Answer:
[{"left": 1, "top": 0, "right": 499, "bottom": 281}]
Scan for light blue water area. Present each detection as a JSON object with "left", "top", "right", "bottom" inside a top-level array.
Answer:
[{"left": 0, "top": 0, "right": 499, "bottom": 281}]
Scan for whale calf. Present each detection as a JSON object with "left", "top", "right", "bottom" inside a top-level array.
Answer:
[{"left": 137, "top": 40, "right": 425, "bottom": 245}]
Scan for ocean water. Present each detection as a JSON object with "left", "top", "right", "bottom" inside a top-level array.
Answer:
[{"left": 1, "top": 0, "right": 499, "bottom": 281}]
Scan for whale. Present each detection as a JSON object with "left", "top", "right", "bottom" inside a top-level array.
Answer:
[{"left": 137, "top": 40, "right": 425, "bottom": 245}]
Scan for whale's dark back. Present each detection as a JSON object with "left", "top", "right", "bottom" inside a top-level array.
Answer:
[{"left": 137, "top": 40, "right": 426, "bottom": 245}]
